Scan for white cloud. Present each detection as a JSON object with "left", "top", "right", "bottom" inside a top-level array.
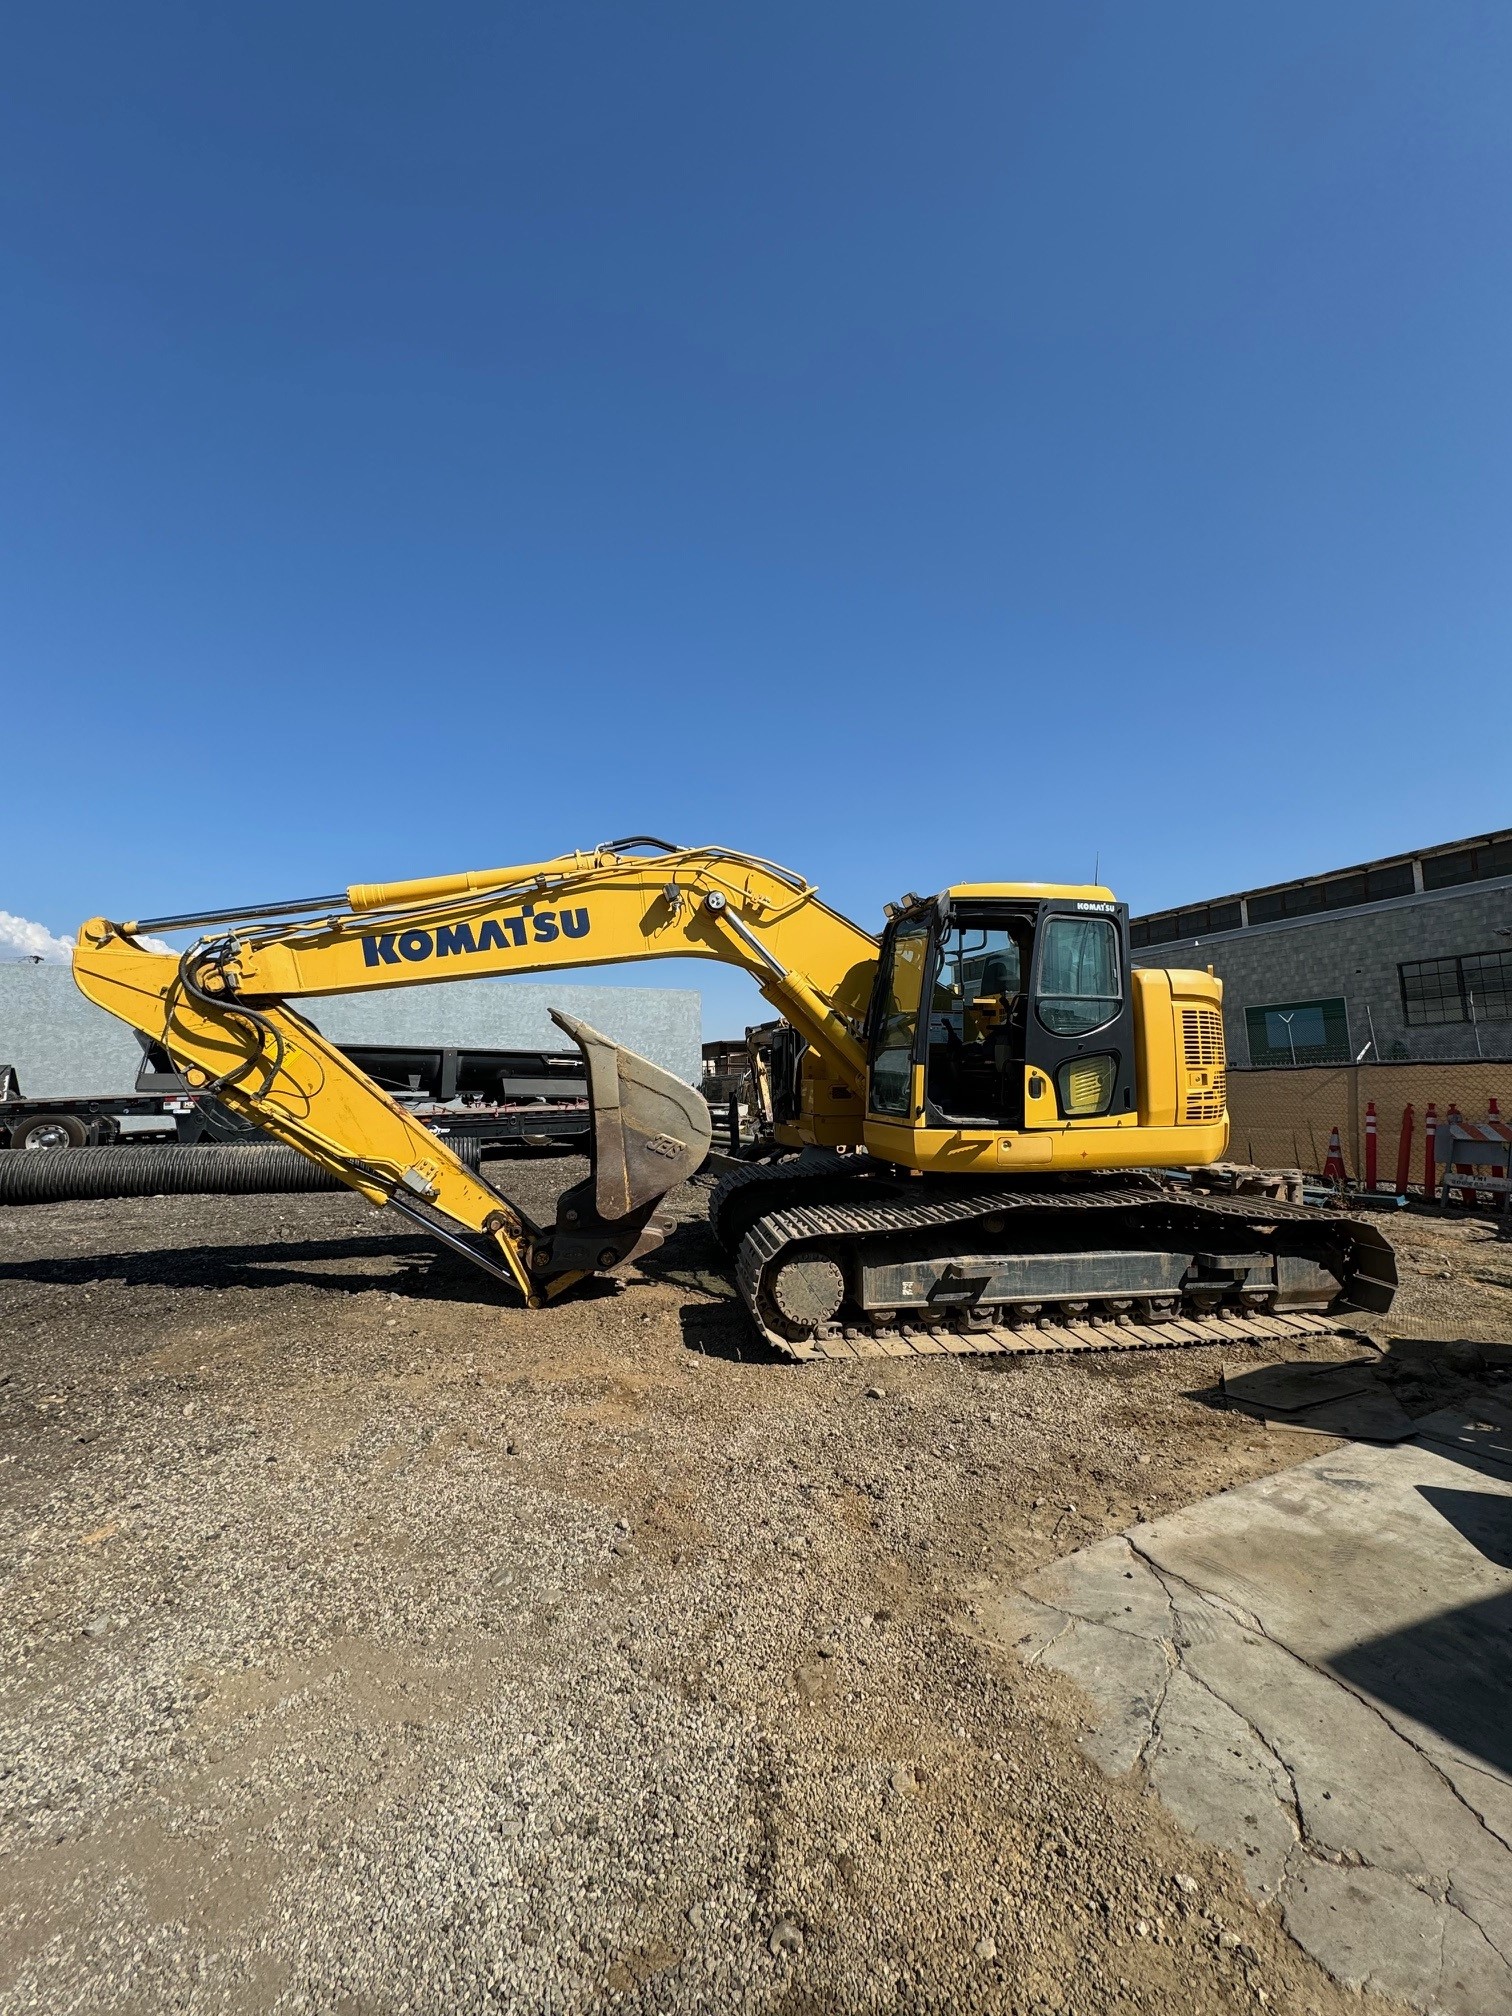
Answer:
[
  {"left": 0, "top": 911, "right": 73, "bottom": 962},
  {"left": 0, "top": 913, "right": 176, "bottom": 961}
]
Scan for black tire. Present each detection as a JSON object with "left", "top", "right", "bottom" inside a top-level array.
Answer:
[{"left": 12, "top": 1113, "right": 89, "bottom": 1152}]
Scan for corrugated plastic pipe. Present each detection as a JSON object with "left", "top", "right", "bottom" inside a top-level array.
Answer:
[{"left": 0, "top": 1138, "right": 481, "bottom": 1206}]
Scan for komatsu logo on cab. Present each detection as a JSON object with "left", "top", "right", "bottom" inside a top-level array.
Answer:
[{"left": 360, "top": 908, "right": 591, "bottom": 967}]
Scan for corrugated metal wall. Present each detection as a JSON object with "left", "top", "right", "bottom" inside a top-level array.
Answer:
[
  {"left": 0, "top": 963, "right": 702, "bottom": 1096},
  {"left": 1226, "top": 1060, "right": 1512, "bottom": 1183}
]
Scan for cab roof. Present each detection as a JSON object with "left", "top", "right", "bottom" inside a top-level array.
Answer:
[{"left": 941, "top": 882, "right": 1117, "bottom": 903}]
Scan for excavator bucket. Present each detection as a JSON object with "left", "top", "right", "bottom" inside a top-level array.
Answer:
[{"left": 535, "top": 1010, "right": 713, "bottom": 1279}]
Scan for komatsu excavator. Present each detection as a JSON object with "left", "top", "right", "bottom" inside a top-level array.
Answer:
[{"left": 73, "top": 838, "right": 1395, "bottom": 1360}]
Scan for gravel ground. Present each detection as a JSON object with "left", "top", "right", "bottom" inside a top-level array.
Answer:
[{"left": 2, "top": 1162, "right": 1509, "bottom": 2016}]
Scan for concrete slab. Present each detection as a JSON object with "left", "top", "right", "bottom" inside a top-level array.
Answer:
[
  {"left": 1220, "top": 1359, "right": 1380, "bottom": 1411},
  {"left": 986, "top": 1410, "right": 1512, "bottom": 2013},
  {"left": 1219, "top": 1357, "right": 1415, "bottom": 1441},
  {"left": 1146, "top": 1666, "right": 1297, "bottom": 1899},
  {"left": 1413, "top": 1396, "right": 1512, "bottom": 1477},
  {"left": 1136, "top": 1434, "right": 1512, "bottom": 1832},
  {"left": 1243, "top": 1388, "right": 1416, "bottom": 1442}
]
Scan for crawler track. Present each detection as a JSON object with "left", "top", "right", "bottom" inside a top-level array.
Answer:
[
  {"left": 709, "top": 1155, "right": 1396, "bottom": 1363},
  {"left": 742, "top": 1300, "right": 1354, "bottom": 1363}
]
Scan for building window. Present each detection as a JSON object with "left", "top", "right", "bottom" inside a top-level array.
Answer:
[
  {"left": 1420, "top": 838, "right": 1512, "bottom": 891},
  {"left": 1400, "top": 958, "right": 1466, "bottom": 1026},
  {"left": 1244, "top": 997, "right": 1351, "bottom": 1067},
  {"left": 1245, "top": 862, "right": 1418, "bottom": 926},
  {"left": 1360, "top": 861, "right": 1418, "bottom": 903},
  {"left": 1132, "top": 898, "right": 1243, "bottom": 948},
  {"left": 1463, "top": 952, "right": 1512, "bottom": 1022},
  {"left": 1129, "top": 839, "right": 1507, "bottom": 950},
  {"left": 1400, "top": 949, "right": 1512, "bottom": 1027}
]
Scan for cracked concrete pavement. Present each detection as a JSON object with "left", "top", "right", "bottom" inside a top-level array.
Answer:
[{"left": 987, "top": 1400, "right": 1512, "bottom": 2014}]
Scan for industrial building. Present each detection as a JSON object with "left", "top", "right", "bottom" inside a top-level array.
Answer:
[
  {"left": 1132, "top": 828, "right": 1512, "bottom": 1067},
  {"left": 0, "top": 962, "right": 702, "bottom": 1098}
]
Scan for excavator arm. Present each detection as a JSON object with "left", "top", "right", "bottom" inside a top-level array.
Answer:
[{"left": 72, "top": 840, "right": 880, "bottom": 1302}]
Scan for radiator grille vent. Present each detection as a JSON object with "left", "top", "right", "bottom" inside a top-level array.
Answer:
[
  {"left": 1185, "top": 1072, "right": 1226, "bottom": 1124},
  {"left": 1182, "top": 1007, "right": 1225, "bottom": 1070},
  {"left": 1181, "top": 1007, "right": 1226, "bottom": 1123}
]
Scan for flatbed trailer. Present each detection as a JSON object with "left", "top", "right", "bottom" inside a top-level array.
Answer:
[
  {"left": 0, "top": 1067, "right": 197, "bottom": 1151},
  {"left": 0, "top": 1040, "right": 592, "bottom": 1153}
]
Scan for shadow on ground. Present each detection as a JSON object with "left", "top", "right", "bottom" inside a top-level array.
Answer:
[
  {"left": 0, "top": 1236, "right": 538, "bottom": 1306},
  {"left": 1330, "top": 1473, "right": 1512, "bottom": 1781},
  {"left": 675, "top": 1300, "right": 788, "bottom": 1365}
]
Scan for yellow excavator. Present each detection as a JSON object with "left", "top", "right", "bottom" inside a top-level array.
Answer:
[{"left": 72, "top": 838, "right": 1395, "bottom": 1359}]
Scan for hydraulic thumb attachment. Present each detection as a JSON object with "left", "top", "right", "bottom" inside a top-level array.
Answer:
[{"left": 70, "top": 924, "right": 711, "bottom": 1305}]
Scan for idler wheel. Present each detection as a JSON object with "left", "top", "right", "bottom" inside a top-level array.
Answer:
[{"left": 770, "top": 1250, "right": 846, "bottom": 1328}]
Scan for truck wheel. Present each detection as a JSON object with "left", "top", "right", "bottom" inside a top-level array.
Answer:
[{"left": 14, "top": 1113, "right": 89, "bottom": 1151}]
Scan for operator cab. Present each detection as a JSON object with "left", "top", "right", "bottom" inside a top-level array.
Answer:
[{"left": 867, "top": 886, "right": 1137, "bottom": 1131}]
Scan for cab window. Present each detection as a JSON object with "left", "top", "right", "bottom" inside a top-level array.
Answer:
[
  {"left": 1036, "top": 916, "right": 1121, "bottom": 1036},
  {"left": 926, "top": 921, "right": 1032, "bottom": 1122},
  {"left": 869, "top": 920, "right": 930, "bottom": 1115}
]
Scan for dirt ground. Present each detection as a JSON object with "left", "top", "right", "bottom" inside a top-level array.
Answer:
[{"left": 2, "top": 1163, "right": 1510, "bottom": 2016}]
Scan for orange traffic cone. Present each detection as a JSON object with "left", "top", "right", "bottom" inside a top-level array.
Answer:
[{"left": 1323, "top": 1125, "right": 1347, "bottom": 1184}]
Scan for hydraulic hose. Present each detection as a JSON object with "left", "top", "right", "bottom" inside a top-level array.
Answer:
[{"left": 0, "top": 1137, "right": 482, "bottom": 1207}]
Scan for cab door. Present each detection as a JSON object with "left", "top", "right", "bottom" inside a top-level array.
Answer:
[
  {"left": 1021, "top": 904, "right": 1138, "bottom": 1126},
  {"left": 867, "top": 916, "right": 931, "bottom": 1120}
]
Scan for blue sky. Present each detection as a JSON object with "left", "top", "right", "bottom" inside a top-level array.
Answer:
[{"left": 4, "top": 3, "right": 1509, "bottom": 1037}]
